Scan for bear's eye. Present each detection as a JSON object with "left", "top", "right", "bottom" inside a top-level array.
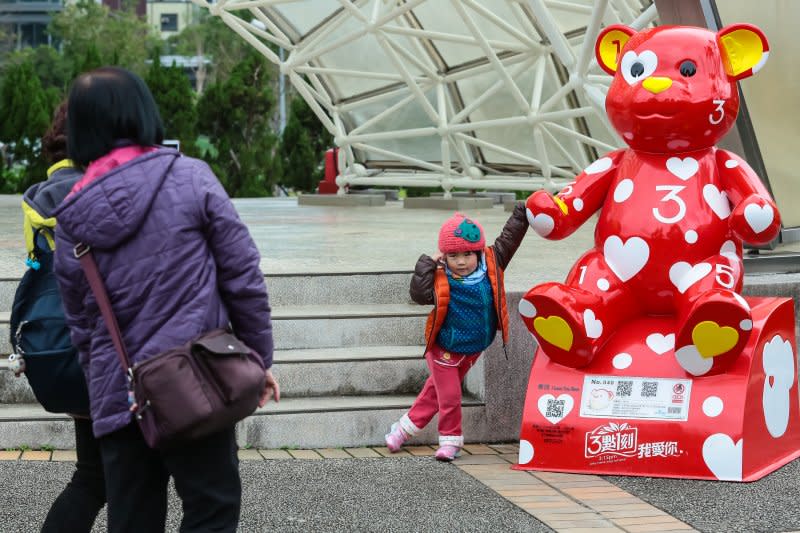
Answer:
[
  {"left": 621, "top": 50, "right": 658, "bottom": 86},
  {"left": 679, "top": 60, "right": 697, "bottom": 77}
]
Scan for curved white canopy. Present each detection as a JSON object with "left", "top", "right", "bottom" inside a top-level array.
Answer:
[{"left": 190, "top": 0, "right": 658, "bottom": 194}]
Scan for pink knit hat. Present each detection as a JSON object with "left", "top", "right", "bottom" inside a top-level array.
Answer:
[{"left": 438, "top": 213, "right": 485, "bottom": 253}]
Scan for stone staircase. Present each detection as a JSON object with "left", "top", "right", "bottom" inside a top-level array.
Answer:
[
  {"left": 0, "top": 271, "right": 492, "bottom": 449},
  {"left": 3, "top": 267, "right": 798, "bottom": 450}
]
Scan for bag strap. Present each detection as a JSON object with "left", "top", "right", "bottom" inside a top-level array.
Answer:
[
  {"left": 70, "top": 153, "right": 180, "bottom": 375},
  {"left": 74, "top": 243, "right": 132, "bottom": 373}
]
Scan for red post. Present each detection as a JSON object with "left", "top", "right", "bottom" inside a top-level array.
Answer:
[{"left": 318, "top": 147, "right": 340, "bottom": 194}]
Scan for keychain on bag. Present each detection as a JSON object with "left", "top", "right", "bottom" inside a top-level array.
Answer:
[{"left": 7, "top": 353, "right": 26, "bottom": 376}]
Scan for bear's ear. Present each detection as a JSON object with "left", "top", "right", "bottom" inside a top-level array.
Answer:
[
  {"left": 595, "top": 25, "right": 636, "bottom": 75},
  {"left": 718, "top": 23, "right": 769, "bottom": 80}
]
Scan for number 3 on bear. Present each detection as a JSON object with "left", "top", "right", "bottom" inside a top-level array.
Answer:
[
  {"left": 653, "top": 185, "right": 687, "bottom": 224},
  {"left": 709, "top": 99, "right": 726, "bottom": 125}
]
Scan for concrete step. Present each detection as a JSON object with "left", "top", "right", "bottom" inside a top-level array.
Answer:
[
  {"left": 271, "top": 304, "right": 428, "bottom": 350},
  {"left": 0, "top": 271, "right": 415, "bottom": 312},
  {"left": 266, "top": 272, "right": 413, "bottom": 307},
  {"left": 0, "top": 395, "right": 488, "bottom": 449},
  {"left": 0, "top": 345, "right": 431, "bottom": 403},
  {"left": 0, "top": 276, "right": 17, "bottom": 316},
  {"left": 0, "top": 304, "right": 431, "bottom": 353},
  {"left": 273, "top": 345, "right": 427, "bottom": 397}
]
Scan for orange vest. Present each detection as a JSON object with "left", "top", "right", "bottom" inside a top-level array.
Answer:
[{"left": 423, "top": 247, "right": 509, "bottom": 353}]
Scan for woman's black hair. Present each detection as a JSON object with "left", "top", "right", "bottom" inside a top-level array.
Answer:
[{"left": 66, "top": 67, "right": 164, "bottom": 167}]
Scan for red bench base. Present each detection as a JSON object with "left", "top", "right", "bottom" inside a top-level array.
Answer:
[{"left": 514, "top": 297, "right": 800, "bottom": 481}]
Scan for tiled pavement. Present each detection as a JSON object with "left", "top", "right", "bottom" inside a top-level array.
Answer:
[{"left": 1, "top": 443, "right": 703, "bottom": 533}]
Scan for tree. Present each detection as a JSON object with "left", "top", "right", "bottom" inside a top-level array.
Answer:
[
  {"left": 168, "top": 12, "right": 252, "bottom": 93},
  {"left": 279, "top": 96, "right": 333, "bottom": 192},
  {"left": 0, "top": 58, "right": 57, "bottom": 192},
  {"left": 0, "top": 45, "right": 72, "bottom": 107},
  {"left": 146, "top": 49, "right": 197, "bottom": 154},
  {"left": 196, "top": 49, "right": 280, "bottom": 197},
  {"left": 22, "top": 45, "right": 74, "bottom": 94},
  {"left": 48, "top": 0, "right": 158, "bottom": 78}
]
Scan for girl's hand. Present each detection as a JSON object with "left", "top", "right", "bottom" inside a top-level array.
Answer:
[
  {"left": 432, "top": 251, "right": 444, "bottom": 263},
  {"left": 259, "top": 368, "right": 281, "bottom": 407}
]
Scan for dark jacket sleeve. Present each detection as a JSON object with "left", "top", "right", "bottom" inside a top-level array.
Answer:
[
  {"left": 409, "top": 254, "right": 438, "bottom": 305},
  {"left": 195, "top": 165, "right": 274, "bottom": 369},
  {"left": 491, "top": 202, "right": 529, "bottom": 271},
  {"left": 53, "top": 229, "right": 92, "bottom": 378}
]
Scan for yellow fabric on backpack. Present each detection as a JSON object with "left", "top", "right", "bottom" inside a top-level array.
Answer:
[
  {"left": 22, "top": 159, "right": 74, "bottom": 254},
  {"left": 22, "top": 201, "right": 56, "bottom": 254}
]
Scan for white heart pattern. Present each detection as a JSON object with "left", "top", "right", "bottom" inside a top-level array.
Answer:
[
  {"left": 675, "top": 344, "right": 713, "bottom": 376},
  {"left": 646, "top": 333, "right": 675, "bottom": 355},
  {"left": 584, "top": 157, "right": 613, "bottom": 175},
  {"left": 519, "top": 439, "right": 535, "bottom": 464},
  {"left": 526, "top": 208, "right": 554, "bottom": 237},
  {"left": 763, "top": 335, "right": 794, "bottom": 438},
  {"left": 583, "top": 309, "right": 603, "bottom": 339},
  {"left": 603, "top": 236, "right": 650, "bottom": 282},
  {"left": 720, "top": 240, "right": 737, "bottom": 259},
  {"left": 612, "top": 353, "right": 633, "bottom": 369},
  {"left": 744, "top": 203, "right": 774, "bottom": 234},
  {"left": 732, "top": 292, "right": 750, "bottom": 311},
  {"left": 537, "top": 394, "right": 574, "bottom": 424},
  {"left": 666, "top": 157, "right": 699, "bottom": 181},
  {"left": 669, "top": 261, "right": 711, "bottom": 294},
  {"left": 702, "top": 433, "right": 743, "bottom": 481},
  {"left": 703, "top": 184, "right": 731, "bottom": 219},
  {"left": 613, "top": 179, "right": 634, "bottom": 203},
  {"left": 518, "top": 299, "right": 537, "bottom": 318}
]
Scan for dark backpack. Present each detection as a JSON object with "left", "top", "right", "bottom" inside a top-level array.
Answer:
[{"left": 10, "top": 229, "right": 89, "bottom": 415}]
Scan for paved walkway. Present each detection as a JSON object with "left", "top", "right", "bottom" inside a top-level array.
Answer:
[
  {"left": 5, "top": 444, "right": 800, "bottom": 532},
  {"left": 6, "top": 442, "right": 800, "bottom": 532},
  {"left": 0, "top": 442, "right": 702, "bottom": 532}
]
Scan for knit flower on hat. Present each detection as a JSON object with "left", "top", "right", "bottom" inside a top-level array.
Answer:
[
  {"left": 455, "top": 218, "right": 481, "bottom": 242},
  {"left": 439, "top": 213, "right": 486, "bottom": 253}
]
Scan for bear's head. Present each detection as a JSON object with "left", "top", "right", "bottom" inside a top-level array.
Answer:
[{"left": 595, "top": 24, "right": 768, "bottom": 153}]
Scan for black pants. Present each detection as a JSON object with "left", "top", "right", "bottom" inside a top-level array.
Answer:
[
  {"left": 98, "top": 423, "right": 240, "bottom": 533},
  {"left": 41, "top": 417, "right": 106, "bottom": 533}
]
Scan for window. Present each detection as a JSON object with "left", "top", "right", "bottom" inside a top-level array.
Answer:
[{"left": 160, "top": 13, "right": 177, "bottom": 32}]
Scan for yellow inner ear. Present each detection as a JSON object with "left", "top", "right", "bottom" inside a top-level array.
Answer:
[
  {"left": 597, "top": 30, "right": 631, "bottom": 73},
  {"left": 720, "top": 29, "right": 765, "bottom": 77}
]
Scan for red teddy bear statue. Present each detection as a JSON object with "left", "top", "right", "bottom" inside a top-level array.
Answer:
[{"left": 520, "top": 23, "right": 778, "bottom": 377}]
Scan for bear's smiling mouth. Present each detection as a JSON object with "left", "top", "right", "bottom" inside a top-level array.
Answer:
[{"left": 635, "top": 111, "right": 676, "bottom": 119}]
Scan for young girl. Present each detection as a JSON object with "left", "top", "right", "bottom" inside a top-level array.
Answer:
[{"left": 386, "top": 203, "right": 528, "bottom": 460}]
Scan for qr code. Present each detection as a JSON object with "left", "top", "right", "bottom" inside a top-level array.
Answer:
[
  {"left": 642, "top": 381, "right": 659, "bottom": 397},
  {"left": 616, "top": 380, "right": 633, "bottom": 397},
  {"left": 546, "top": 399, "right": 565, "bottom": 418}
]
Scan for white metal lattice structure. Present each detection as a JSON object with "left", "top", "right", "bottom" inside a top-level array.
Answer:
[{"left": 190, "top": 0, "right": 658, "bottom": 195}]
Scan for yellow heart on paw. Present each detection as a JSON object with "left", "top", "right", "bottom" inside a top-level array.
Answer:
[
  {"left": 692, "top": 320, "right": 739, "bottom": 358},
  {"left": 552, "top": 195, "right": 569, "bottom": 215},
  {"left": 534, "top": 315, "right": 573, "bottom": 351}
]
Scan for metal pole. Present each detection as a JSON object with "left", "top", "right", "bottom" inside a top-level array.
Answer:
[{"left": 279, "top": 47, "right": 286, "bottom": 134}]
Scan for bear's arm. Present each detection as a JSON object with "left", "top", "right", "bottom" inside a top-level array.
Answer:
[
  {"left": 716, "top": 149, "right": 781, "bottom": 244},
  {"left": 526, "top": 149, "right": 625, "bottom": 240},
  {"left": 716, "top": 149, "right": 773, "bottom": 204}
]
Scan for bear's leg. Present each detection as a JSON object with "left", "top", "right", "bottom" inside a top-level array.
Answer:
[
  {"left": 674, "top": 253, "right": 750, "bottom": 376},
  {"left": 519, "top": 249, "right": 640, "bottom": 367}
]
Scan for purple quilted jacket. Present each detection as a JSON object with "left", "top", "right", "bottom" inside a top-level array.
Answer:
[{"left": 53, "top": 149, "right": 273, "bottom": 438}]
